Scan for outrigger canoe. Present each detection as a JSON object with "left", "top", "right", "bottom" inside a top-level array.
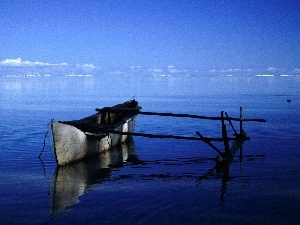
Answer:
[{"left": 51, "top": 100, "right": 141, "bottom": 166}]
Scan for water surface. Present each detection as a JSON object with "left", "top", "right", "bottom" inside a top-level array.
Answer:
[{"left": 0, "top": 74, "right": 299, "bottom": 224}]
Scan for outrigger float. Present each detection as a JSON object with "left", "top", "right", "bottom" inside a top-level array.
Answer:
[{"left": 48, "top": 99, "right": 266, "bottom": 167}]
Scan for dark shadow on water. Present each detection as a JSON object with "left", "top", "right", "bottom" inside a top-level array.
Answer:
[{"left": 50, "top": 137, "right": 137, "bottom": 214}]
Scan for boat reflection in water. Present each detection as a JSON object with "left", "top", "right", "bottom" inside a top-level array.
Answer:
[{"left": 50, "top": 137, "right": 137, "bottom": 213}]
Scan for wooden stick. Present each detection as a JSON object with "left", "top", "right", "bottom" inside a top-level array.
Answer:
[
  {"left": 225, "top": 112, "right": 238, "bottom": 136},
  {"left": 196, "top": 132, "right": 223, "bottom": 155},
  {"left": 221, "top": 111, "right": 230, "bottom": 155},
  {"left": 95, "top": 128, "right": 249, "bottom": 142},
  {"left": 96, "top": 108, "right": 266, "bottom": 122},
  {"left": 240, "top": 106, "right": 243, "bottom": 161},
  {"left": 240, "top": 107, "right": 243, "bottom": 135}
]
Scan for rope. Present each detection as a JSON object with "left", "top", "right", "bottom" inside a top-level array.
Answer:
[
  {"left": 39, "top": 130, "right": 49, "bottom": 159},
  {"left": 38, "top": 127, "right": 51, "bottom": 202}
]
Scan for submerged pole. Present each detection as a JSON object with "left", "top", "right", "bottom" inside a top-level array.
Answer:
[
  {"left": 221, "top": 111, "right": 230, "bottom": 156},
  {"left": 239, "top": 107, "right": 243, "bottom": 159}
]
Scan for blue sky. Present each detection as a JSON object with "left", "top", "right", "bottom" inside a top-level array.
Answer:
[{"left": 1, "top": 0, "right": 300, "bottom": 75}]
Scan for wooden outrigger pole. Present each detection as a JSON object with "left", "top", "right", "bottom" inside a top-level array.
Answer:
[
  {"left": 95, "top": 106, "right": 266, "bottom": 178},
  {"left": 96, "top": 107, "right": 266, "bottom": 123},
  {"left": 93, "top": 129, "right": 243, "bottom": 142},
  {"left": 239, "top": 106, "right": 243, "bottom": 164},
  {"left": 94, "top": 107, "right": 265, "bottom": 157}
]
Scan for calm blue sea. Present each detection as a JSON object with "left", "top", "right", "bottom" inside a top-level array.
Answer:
[{"left": 0, "top": 74, "right": 299, "bottom": 225}]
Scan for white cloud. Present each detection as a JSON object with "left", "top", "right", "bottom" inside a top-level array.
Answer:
[
  {"left": 1, "top": 58, "right": 22, "bottom": 66},
  {"left": 225, "top": 68, "right": 241, "bottom": 73},
  {"left": 293, "top": 68, "right": 300, "bottom": 73},
  {"left": 0, "top": 58, "right": 99, "bottom": 76},
  {"left": 76, "top": 63, "right": 97, "bottom": 69},
  {"left": 130, "top": 66, "right": 141, "bottom": 69},
  {"left": 168, "top": 68, "right": 186, "bottom": 73},
  {"left": 0, "top": 58, "right": 68, "bottom": 67},
  {"left": 149, "top": 68, "right": 163, "bottom": 73},
  {"left": 109, "top": 70, "right": 127, "bottom": 75},
  {"left": 210, "top": 68, "right": 241, "bottom": 73},
  {"left": 266, "top": 67, "right": 277, "bottom": 71}
]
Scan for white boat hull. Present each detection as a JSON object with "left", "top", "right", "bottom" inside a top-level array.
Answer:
[{"left": 51, "top": 116, "right": 137, "bottom": 166}]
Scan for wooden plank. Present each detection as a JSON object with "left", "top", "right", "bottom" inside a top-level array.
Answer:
[{"left": 96, "top": 107, "right": 266, "bottom": 122}]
